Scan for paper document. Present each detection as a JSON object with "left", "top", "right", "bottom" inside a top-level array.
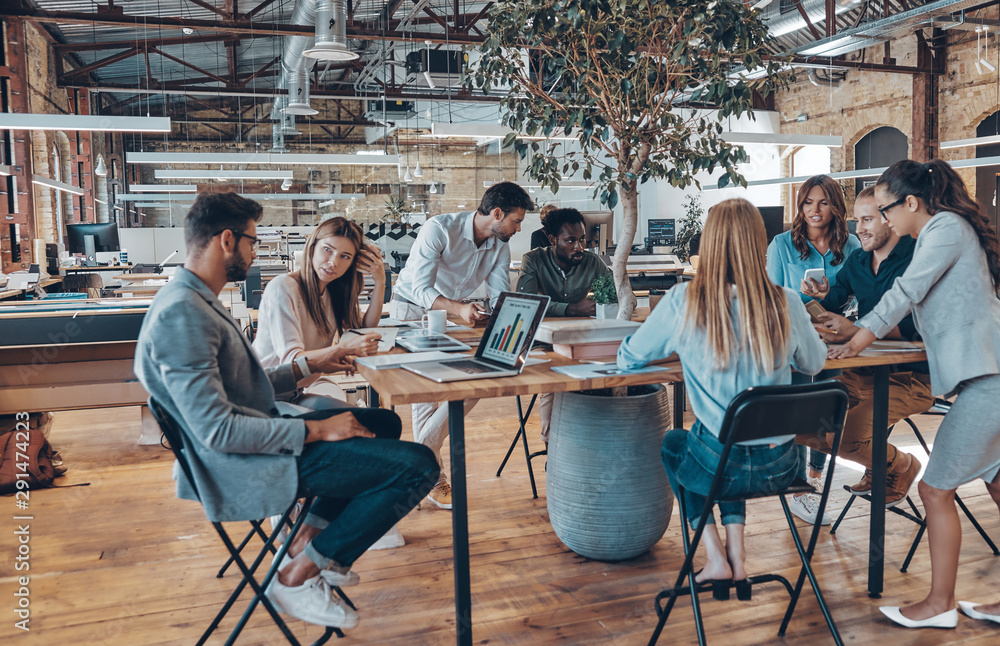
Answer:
[
  {"left": 551, "top": 363, "right": 671, "bottom": 379},
  {"left": 862, "top": 340, "right": 924, "bottom": 353},
  {"left": 343, "top": 327, "right": 398, "bottom": 353}
]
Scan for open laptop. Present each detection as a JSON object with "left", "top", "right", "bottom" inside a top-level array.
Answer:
[{"left": 403, "top": 292, "right": 550, "bottom": 383}]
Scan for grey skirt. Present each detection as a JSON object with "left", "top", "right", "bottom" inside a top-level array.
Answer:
[{"left": 922, "top": 372, "right": 1000, "bottom": 490}]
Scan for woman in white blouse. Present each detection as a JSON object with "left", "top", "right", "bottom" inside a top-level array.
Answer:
[
  {"left": 254, "top": 216, "right": 384, "bottom": 408},
  {"left": 254, "top": 217, "right": 403, "bottom": 548}
]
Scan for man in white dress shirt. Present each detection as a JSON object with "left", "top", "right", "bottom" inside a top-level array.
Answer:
[{"left": 389, "top": 181, "right": 533, "bottom": 508}]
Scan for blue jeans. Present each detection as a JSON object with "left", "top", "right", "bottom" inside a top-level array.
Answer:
[
  {"left": 661, "top": 421, "right": 801, "bottom": 528},
  {"left": 292, "top": 408, "right": 440, "bottom": 571}
]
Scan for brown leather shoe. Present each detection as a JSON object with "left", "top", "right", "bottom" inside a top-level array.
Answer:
[
  {"left": 849, "top": 468, "right": 873, "bottom": 493},
  {"left": 886, "top": 453, "right": 922, "bottom": 508}
]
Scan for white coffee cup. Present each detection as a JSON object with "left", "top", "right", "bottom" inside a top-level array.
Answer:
[{"left": 421, "top": 310, "right": 447, "bottom": 335}]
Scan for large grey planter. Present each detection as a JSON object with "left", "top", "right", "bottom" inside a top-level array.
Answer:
[{"left": 547, "top": 385, "right": 674, "bottom": 561}]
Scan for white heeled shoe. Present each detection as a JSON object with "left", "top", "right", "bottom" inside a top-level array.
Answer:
[
  {"left": 959, "top": 601, "right": 1000, "bottom": 625},
  {"left": 879, "top": 606, "right": 957, "bottom": 629}
]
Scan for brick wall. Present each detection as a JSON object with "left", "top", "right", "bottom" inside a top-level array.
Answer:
[{"left": 774, "top": 11, "right": 1000, "bottom": 218}]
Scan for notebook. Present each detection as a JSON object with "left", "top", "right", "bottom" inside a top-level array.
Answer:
[{"left": 402, "top": 292, "right": 550, "bottom": 383}]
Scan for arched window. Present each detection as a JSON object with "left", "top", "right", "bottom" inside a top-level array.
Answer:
[
  {"left": 974, "top": 111, "right": 1000, "bottom": 234},
  {"left": 853, "top": 126, "right": 907, "bottom": 197}
]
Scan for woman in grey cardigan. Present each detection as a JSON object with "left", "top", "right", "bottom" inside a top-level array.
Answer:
[{"left": 829, "top": 159, "right": 1000, "bottom": 630}]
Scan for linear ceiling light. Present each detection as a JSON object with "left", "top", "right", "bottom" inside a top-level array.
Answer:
[
  {"left": 704, "top": 166, "right": 888, "bottom": 190},
  {"left": 128, "top": 153, "right": 400, "bottom": 165},
  {"left": 32, "top": 175, "right": 85, "bottom": 196},
  {"left": 940, "top": 134, "right": 1000, "bottom": 150},
  {"left": 116, "top": 193, "right": 365, "bottom": 202},
  {"left": 484, "top": 181, "right": 594, "bottom": 189},
  {"left": 127, "top": 184, "right": 198, "bottom": 192},
  {"left": 155, "top": 169, "right": 295, "bottom": 180},
  {"left": 721, "top": 132, "right": 842, "bottom": 147},
  {"left": 0, "top": 114, "right": 171, "bottom": 133},
  {"left": 427, "top": 123, "right": 579, "bottom": 141}
]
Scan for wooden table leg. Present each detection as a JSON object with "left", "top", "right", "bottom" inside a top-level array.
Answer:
[
  {"left": 868, "top": 365, "right": 890, "bottom": 597},
  {"left": 448, "top": 400, "right": 472, "bottom": 645}
]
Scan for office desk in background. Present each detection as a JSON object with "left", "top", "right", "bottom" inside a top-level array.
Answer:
[{"left": 0, "top": 299, "right": 158, "bottom": 444}]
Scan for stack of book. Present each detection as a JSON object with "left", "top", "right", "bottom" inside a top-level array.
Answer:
[{"left": 535, "top": 319, "right": 641, "bottom": 359}]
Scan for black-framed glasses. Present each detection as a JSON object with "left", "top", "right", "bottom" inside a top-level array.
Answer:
[
  {"left": 214, "top": 228, "right": 260, "bottom": 250},
  {"left": 877, "top": 197, "right": 906, "bottom": 221}
]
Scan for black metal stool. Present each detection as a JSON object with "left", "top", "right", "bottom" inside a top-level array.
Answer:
[
  {"left": 649, "top": 382, "right": 849, "bottom": 646},
  {"left": 150, "top": 398, "right": 351, "bottom": 646},
  {"left": 830, "top": 400, "right": 999, "bottom": 571},
  {"left": 495, "top": 394, "right": 547, "bottom": 498}
]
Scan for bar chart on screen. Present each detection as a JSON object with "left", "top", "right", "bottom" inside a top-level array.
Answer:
[{"left": 482, "top": 297, "right": 542, "bottom": 364}]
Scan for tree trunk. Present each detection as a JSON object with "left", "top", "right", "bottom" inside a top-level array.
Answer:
[{"left": 612, "top": 179, "right": 639, "bottom": 320}]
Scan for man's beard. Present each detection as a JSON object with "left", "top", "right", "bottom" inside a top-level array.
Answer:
[
  {"left": 225, "top": 255, "right": 250, "bottom": 282},
  {"left": 555, "top": 248, "right": 583, "bottom": 267},
  {"left": 862, "top": 227, "right": 891, "bottom": 252},
  {"left": 490, "top": 221, "right": 513, "bottom": 242}
]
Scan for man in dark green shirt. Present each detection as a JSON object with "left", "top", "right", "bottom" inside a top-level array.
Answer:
[
  {"left": 517, "top": 208, "right": 611, "bottom": 317},
  {"left": 801, "top": 186, "right": 932, "bottom": 507},
  {"left": 517, "top": 208, "right": 611, "bottom": 442}
]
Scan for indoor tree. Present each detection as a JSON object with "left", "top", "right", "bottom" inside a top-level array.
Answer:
[{"left": 470, "top": 0, "right": 786, "bottom": 318}]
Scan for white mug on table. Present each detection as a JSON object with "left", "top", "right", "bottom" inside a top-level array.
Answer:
[{"left": 421, "top": 310, "right": 447, "bottom": 335}]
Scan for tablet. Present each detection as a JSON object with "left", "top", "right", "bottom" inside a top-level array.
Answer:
[{"left": 395, "top": 331, "right": 471, "bottom": 353}]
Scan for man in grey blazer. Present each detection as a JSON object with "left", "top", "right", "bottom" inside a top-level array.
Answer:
[{"left": 135, "top": 193, "right": 439, "bottom": 629}]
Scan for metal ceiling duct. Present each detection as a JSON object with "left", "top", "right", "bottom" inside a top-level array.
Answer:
[
  {"left": 788, "top": 0, "right": 980, "bottom": 59},
  {"left": 762, "top": 0, "right": 863, "bottom": 38},
  {"left": 304, "top": 0, "right": 358, "bottom": 61},
  {"left": 279, "top": 0, "right": 320, "bottom": 117},
  {"left": 284, "top": 68, "right": 319, "bottom": 115}
]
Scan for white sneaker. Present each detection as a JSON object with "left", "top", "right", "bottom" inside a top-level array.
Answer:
[
  {"left": 367, "top": 524, "right": 405, "bottom": 551},
  {"left": 268, "top": 514, "right": 289, "bottom": 545},
  {"left": 788, "top": 493, "right": 831, "bottom": 526},
  {"left": 266, "top": 574, "right": 359, "bottom": 628},
  {"left": 268, "top": 500, "right": 303, "bottom": 545},
  {"left": 278, "top": 553, "right": 360, "bottom": 587},
  {"left": 807, "top": 470, "right": 825, "bottom": 493}
]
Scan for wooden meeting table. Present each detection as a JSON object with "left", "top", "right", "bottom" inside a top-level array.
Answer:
[{"left": 357, "top": 322, "right": 927, "bottom": 645}]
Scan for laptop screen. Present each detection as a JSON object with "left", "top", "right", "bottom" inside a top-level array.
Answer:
[{"left": 477, "top": 292, "right": 550, "bottom": 368}]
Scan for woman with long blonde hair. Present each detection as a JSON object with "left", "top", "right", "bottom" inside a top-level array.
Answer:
[
  {"left": 254, "top": 216, "right": 385, "bottom": 403},
  {"left": 254, "top": 216, "right": 403, "bottom": 550},
  {"left": 618, "top": 198, "right": 825, "bottom": 596}
]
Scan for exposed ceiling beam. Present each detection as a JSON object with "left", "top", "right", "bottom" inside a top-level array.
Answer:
[
  {"left": 3, "top": 8, "right": 487, "bottom": 45},
  {"left": 54, "top": 33, "right": 239, "bottom": 53}
]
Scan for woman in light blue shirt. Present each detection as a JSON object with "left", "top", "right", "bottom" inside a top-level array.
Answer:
[
  {"left": 766, "top": 174, "right": 861, "bottom": 302},
  {"left": 766, "top": 175, "right": 860, "bottom": 523},
  {"left": 618, "top": 198, "right": 825, "bottom": 599}
]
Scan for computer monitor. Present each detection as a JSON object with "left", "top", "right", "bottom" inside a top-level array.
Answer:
[
  {"left": 67, "top": 222, "right": 120, "bottom": 267},
  {"left": 757, "top": 207, "right": 784, "bottom": 245},
  {"left": 647, "top": 219, "right": 676, "bottom": 246},
  {"left": 580, "top": 211, "right": 614, "bottom": 254}
]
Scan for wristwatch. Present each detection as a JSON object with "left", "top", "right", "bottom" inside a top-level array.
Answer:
[{"left": 294, "top": 355, "right": 311, "bottom": 379}]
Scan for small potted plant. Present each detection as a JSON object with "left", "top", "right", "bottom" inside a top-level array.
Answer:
[{"left": 591, "top": 273, "right": 618, "bottom": 319}]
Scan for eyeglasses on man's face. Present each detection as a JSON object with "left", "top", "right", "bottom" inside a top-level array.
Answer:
[
  {"left": 214, "top": 228, "right": 260, "bottom": 251},
  {"left": 877, "top": 197, "right": 906, "bottom": 221}
]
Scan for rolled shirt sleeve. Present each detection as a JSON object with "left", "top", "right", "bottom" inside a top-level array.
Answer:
[
  {"left": 404, "top": 223, "right": 448, "bottom": 310},
  {"left": 485, "top": 243, "right": 512, "bottom": 307}
]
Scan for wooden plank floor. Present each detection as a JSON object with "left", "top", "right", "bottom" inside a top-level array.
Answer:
[{"left": 3, "top": 396, "right": 1000, "bottom": 645}]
